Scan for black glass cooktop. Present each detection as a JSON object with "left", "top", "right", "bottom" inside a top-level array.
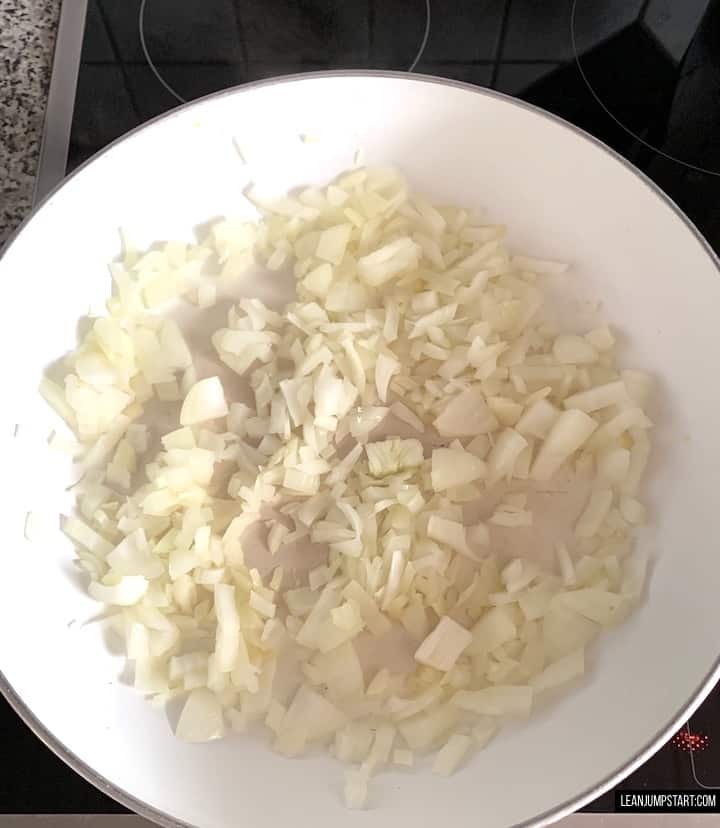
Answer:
[
  {"left": 5, "top": 0, "right": 720, "bottom": 816},
  {"left": 65, "top": 0, "right": 720, "bottom": 251}
]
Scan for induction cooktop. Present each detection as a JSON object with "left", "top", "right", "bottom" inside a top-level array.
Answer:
[{"left": 10, "top": 0, "right": 720, "bottom": 817}]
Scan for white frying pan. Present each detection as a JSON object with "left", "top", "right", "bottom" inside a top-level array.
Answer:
[{"left": 1, "top": 72, "right": 719, "bottom": 828}]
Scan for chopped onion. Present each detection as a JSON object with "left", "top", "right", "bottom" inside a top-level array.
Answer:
[
  {"left": 563, "top": 380, "right": 629, "bottom": 413},
  {"left": 431, "top": 448, "right": 487, "bottom": 491},
  {"left": 43, "top": 164, "right": 654, "bottom": 810},
  {"left": 453, "top": 685, "right": 533, "bottom": 717},
  {"left": 515, "top": 398, "right": 560, "bottom": 439},
  {"left": 552, "top": 335, "right": 598, "bottom": 365},
  {"left": 434, "top": 387, "right": 498, "bottom": 437},
  {"left": 375, "top": 353, "right": 400, "bottom": 403},
  {"left": 414, "top": 616, "right": 473, "bottom": 672},
  {"left": 344, "top": 766, "right": 369, "bottom": 809},
  {"left": 180, "top": 377, "right": 229, "bottom": 426},
  {"left": 88, "top": 576, "right": 148, "bottom": 606},
  {"left": 469, "top": 606, "right": 516, "bottom": 655},
  {"left": 555, "top": 543, "right": 576, "bottom": 587},
  {"left": 575, "top": 489, "right": 613, "bottom": 539},
  {"left": 393, "top": 748, "right": 414, "bottom": 767},
  {"left": 620, "top": 495, "right": 647, "bottom": 525},
  {"left": 432, "top": 733, "right": 472, "bottom": 776},
  {"left": 366, "top": 438, "right": 423, "bottom": 477},
  {"left": 176, "top": 688, "right": 224, "bottom": 742},
  {"left": 557, "top": 589, "right": 625, "bottom": 626},
  {"left": 427, "top": 515, "right": 470, "bottom": 556},
  {"left": 531, "top": 410, "right": 597, "bottom": 481},
  {"left": 398, "top": 705, "right": 460, "bottom": 751},
  {"left": 531, "top": 648, "right": 585, "bottom": 692}
]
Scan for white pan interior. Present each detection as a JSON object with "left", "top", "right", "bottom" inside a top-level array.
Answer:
[{"left": 1, "top": 74, "right": 719, "bottom": 828}]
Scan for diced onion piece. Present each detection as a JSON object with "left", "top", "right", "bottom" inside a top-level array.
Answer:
[
  {"left": 366, "top": 438, "right": 423, "bottom": 477},
  {"left": 431, "top": 448, "right": 486, "bottom": 491},
  {"left": 316, "top": 224, "right": 352, "bottom": 265},
  {"left": 88, "top": 576, "right": 148, "bottom": 606},
  {"left": 381, "top": 548, "right": 406, "bottom": 610},
  {"left": 501, "top": 558, "right": 539, "bottom": 592},
  {"left": 414, "top": 616, "right": 472, "bottom": 672},
  {"left": 620, "top": 496, "right": 646, "bottom": 525},
  {"left": 326, "top": 281, "right": 369, "bottom": 312},
  {"left": 398, "top": 704, "right": 460, "bottom": 751},
  {"left": 543, "top": 603, "right": 599, "bottom": 661},
  {"left": 176, "top": 688, "right": 224, "bottom": 742},
  {"left": 39, "top": 376, "right": 76, "bottom": 428},
  {"left": 265, "top": 700, "right": 286, "bottom": 734},
  {"left": 303, "top": 263, "right": 333, "bottom": 296},
  {"left": 586, "top": 408, "right": 653, "bottom": 452},
  {"left": 469, "top": 606, "right": 516, "bottom": 655},
  {"left": 622, "top": 550, "right": 649, "bottom": 600},
  {"left": 312, "top": 641, "right": 364, "bottom": 697},
  {"left": 390, "top": 401, "right": 425, "bottom": 432},
  {"left": 597, "top": 447, "right": 630, "bottom": 485},
  {"left": 162, "top": 427, "right": 195, "bottom": 450},
  {"left": 487, "top": 428, "right": 528, "bottom": 483},
  {"left": 453, "top": 685, "right": 533, "bottom": 717},
  {"left": 555, "top": 542, "right": 576, "bottom": 587},
  {"left": 622, "top": 438, "right": 651, "bottom": 496},
  {"left": 575, "top": 489, "right": 613, "bottom": 538},
  {"left": 531, "top": 410, "right": 597, "bottom": 481},
  {"left": 343, "top": 581, "right": 391, "bottom": 636},
  {"left": 585, "top": 326, "right": 615, "bottom": 351},
  {"left": 327, "top": 443, "right": 363, "bottom": 485},
  {"left": 427, "top": 515, "right": 470, "bottom": 556},
  {"left": 160, "top": 320, "right": 192, "bottom": 369},
  {"left": 365, "top": 723, "right": 395, "bottom": 770},
  {"left": 472, "top": 717, "right": 497, "bottom": 748},
  {"left": 336, "top": 722, "right": 374, "bottom": 763},
  {"left": 517, "top": 584, "right": 555, "bottom": 621},
  {"left": 434, "top": 387, "right": 498, "bottom": 437},
  {"left": 432, "top": 733, "right": 472, "bottom": 777},
  {"left": 282, "top": 685, "right": 347, "bottom": 743},
  {"left": 515, "top": 398, "right": 560, "bottom": 439},
  {"left": 107, "top": 529, "right": 163, "bottom": 578},
  {"left": 375, "top": 353, "right": 400, "bottom": 403},
  {"left": 531, "top": 648, "right": 585, "bottom": 692},
  {"left": 48, "top": 431, "right": 83, "bottom": 457},
  {"left": 214, "top": 583, "right": 241, "bottom": 671},
  {"left": 344, "top": 766, "right": 370, "bottom": 809},
  {"left": 357, "top": 237, "right": 419, "bottom": 286},
  {"left": 552, "top": 335, "right": 598, "bottom": 365},
  {"left": 134, "top": 657, "right": 169, "bottom": 694},
  {"left": 197, "top": 283, "right": 217, "bottom": 308},
  {"left": 62, "top": 516, "right": 113, "bottom": 557},
  {"left": 622, "top": 370, "right": 653, "bottom": 406},
  {"left": 563, "top": 380, "right": 629, "bottom": 413},
  {"left": 393, "top": 748, "right": 414, "bottom": 767},
  {"left": 127, "top": 623, "right": 150, "bottom": 660},
  {"left": 557, "top": 589, "right": 625, "bottom": 626},
  {"left": 465, "top": 434, "right": 489, "bottom": 458},
  {"left": 180, "top": 377, "right": 229, "bottom": 426}
]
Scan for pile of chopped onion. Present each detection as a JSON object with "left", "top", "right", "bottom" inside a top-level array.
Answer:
[{"left": 42, "top": 165, "right": 653, "bottom": 809}]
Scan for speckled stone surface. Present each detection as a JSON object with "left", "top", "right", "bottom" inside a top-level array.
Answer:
[{"left": 0, "top": 0, "right": 61, "bottom": 246}]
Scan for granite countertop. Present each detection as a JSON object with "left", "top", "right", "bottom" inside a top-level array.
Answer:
[{"left": 0, "top": 0, "right": 60, "bottom": 246}]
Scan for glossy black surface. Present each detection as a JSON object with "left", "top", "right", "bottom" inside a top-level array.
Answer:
[{"left": 6, "top": 0, "right": 719, "bottom": 815}]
